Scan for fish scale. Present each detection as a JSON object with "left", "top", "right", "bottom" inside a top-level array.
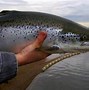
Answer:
[{"left": 0, "top": 10, "right": 89, "bottom": 53}]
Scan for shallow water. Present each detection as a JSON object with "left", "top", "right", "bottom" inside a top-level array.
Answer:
[{"left": 27, "top": 52, "right": 89, "bottom": 90}]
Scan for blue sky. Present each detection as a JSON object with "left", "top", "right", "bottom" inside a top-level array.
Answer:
[{"left": 0, "top": 0, "right": 89, "bottom": 27}]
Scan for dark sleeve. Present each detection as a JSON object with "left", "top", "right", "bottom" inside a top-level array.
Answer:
[{"left": 0, "top": 52, "right": 18, "bottom": 83}]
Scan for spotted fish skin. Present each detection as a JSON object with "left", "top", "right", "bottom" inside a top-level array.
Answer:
[{"left": 0, "top": 10, "right": 89, "bottom": 53}]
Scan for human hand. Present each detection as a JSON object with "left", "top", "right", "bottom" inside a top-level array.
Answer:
[{"left": 16, "top": 32, "right": 49, "bottom": 66}]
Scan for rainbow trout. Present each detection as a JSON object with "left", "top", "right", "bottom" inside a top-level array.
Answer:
[{"left": 0, "top": 10, "right": 89, "bottom": 53}]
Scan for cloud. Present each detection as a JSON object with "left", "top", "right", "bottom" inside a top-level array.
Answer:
[
  {"left": 61, "top": 0, "right": 89, "bottom": 22},
  {"left": 0, "top": 0, "right": 27, "bottom": 5},
  {"left": 0, "top": 0, "right": 28, "bottom": 11}
]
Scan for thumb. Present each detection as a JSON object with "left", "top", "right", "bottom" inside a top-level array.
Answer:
[
  {"left": 21, "top": 31, "right": 47, "bottom": 54},
  {"left": 33, "top": 31, "right": 47, "bottom": 48}
]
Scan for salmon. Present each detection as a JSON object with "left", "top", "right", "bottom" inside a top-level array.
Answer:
[{"left": 0, "top": 10, "right": 89, "bottom": 53}]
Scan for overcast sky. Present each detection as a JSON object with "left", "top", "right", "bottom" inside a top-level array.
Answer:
[{"left": 0, "top": 0, "right": 89, "bottom": 27}]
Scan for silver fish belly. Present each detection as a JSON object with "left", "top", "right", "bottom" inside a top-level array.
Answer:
[{"left": 0, "top": 10, "right": 89, "bottom": 53}]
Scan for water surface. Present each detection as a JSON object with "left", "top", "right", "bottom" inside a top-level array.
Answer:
[{"left": 27, "top": 52, "right": 89, "bottom": 90}]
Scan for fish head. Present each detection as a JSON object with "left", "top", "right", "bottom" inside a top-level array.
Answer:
[{"left": 57, "top": 31, "right": 89, "bottom": 53}]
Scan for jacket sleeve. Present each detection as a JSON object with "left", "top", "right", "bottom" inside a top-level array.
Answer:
[{"left": 0, "top": 52, "right": 18, "bottom": 83}]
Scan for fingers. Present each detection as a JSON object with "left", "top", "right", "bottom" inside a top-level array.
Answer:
[
  {"left": 33, "top": 31, "right": 47, "bottom": 48},
  {"left": 21, "top": 31, "right": 47, "bottom": 55}
]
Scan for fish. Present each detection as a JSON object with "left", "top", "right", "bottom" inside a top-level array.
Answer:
[{"left": 0, "top": 10, "right": 89, "bottom": 54}]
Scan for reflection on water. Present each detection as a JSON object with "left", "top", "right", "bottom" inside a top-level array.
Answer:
[{"left": 27, "top": 52, "right": 89, "bottom": 90}]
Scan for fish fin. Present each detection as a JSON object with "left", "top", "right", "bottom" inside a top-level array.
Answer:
[
  {"left": 44, "top": 45, "right": 60, "bottom": 51},
  {"left": 51, "top": 45, "right": 60, "bottom": 50}
]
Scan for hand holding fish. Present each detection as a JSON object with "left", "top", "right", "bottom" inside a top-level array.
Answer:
[{"left": 16, "top": 31, "right": 49, "bottom": 65}]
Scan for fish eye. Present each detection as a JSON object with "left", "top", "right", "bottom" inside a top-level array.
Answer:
[
  {"left": 83, "top": 35, "right": 87, "bottom": 39},
  {"left": 80, "top": 35, "right": 87, "bottom": 41}
]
